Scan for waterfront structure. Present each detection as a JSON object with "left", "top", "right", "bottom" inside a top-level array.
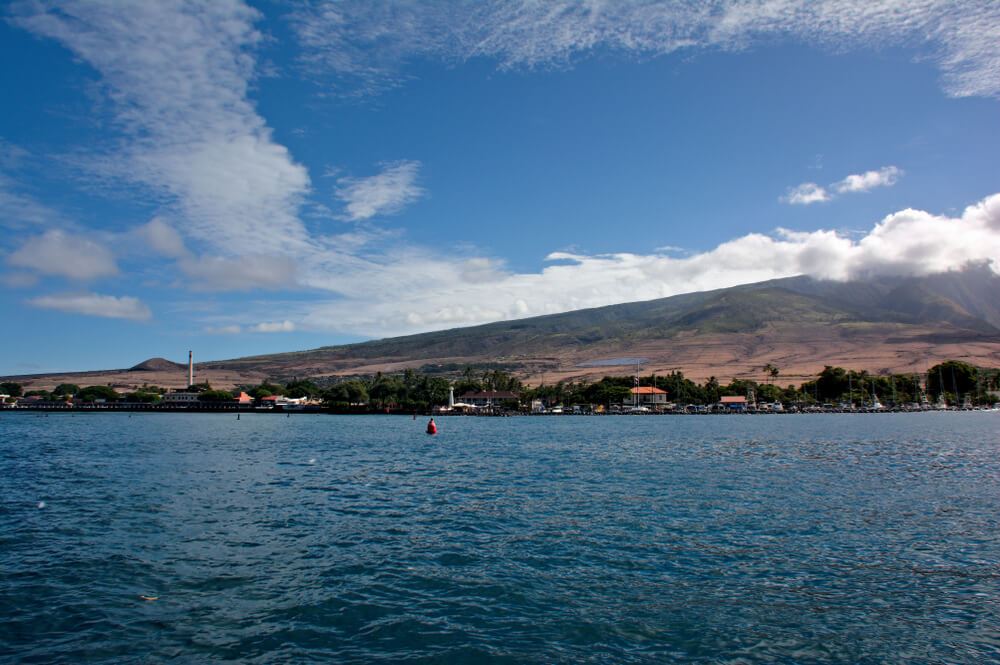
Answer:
[
  {"left": 628, "top": 386, "right": 669, "bottom": 407},
  {"left": 457, "top": 390, "right": 520, "bottom": 407},
  {"left": 162, "top": 391, "right": 199, "bottom": 405},
  {"left": 719, "top": 395, "right": 748, "bottom": 412}
]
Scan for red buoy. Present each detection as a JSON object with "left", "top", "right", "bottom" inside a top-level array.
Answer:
[{"left": 426, "top": 418, "right": 437, "bottom": 435}]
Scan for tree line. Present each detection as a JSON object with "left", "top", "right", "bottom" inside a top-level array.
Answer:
[{"left": 2, "top": 360, "right": 997, "bottom": 409}]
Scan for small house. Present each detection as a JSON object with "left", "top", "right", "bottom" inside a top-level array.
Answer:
[
  {"left": 628, "top": 386, "right": 669, "bottom": 406},
  {"left": 718, "top": 395, "right": 748, "bottom": 412}
]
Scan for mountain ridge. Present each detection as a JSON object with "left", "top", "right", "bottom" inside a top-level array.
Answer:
[{"left": 5, "top": 268, "right": 1000, "bottom": 390}]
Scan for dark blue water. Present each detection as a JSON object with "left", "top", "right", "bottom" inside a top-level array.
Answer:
[{"left": 2, "top": 413, "right": 1000, "bottom": 663}]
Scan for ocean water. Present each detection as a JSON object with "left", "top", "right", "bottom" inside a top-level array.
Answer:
[{"left": 2, "top": 412, "right": 1000, "bottom": 664}]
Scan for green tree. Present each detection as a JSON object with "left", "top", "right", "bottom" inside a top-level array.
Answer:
[
  {"left": 324, "top": 380, "right": 369, "bottom": 405},
  {"left": 53, "top": 383, "right": 80, "bottom": 396},
  {"left": 126, "top": 391, "right": 161, "bottom": 403},
  {"left": 927, "top": 360, "right": 979, "bottom": 403},
  {"left": 77, "top": 385, "right": 121, "bottom": 402},
  {"left": 815, "top": 366, "right": 848, "bottom": 401},
  {"left": 286, "top": 380, "right": 320, "bottom": 399},
  {"left": 198, "top": 389, "right": 235, "bottom": 402},
  {"left": 369, "top": 376, "right": 405, "bottom": 408},
  {"left": 0, "top": 382, "right": 23, "bottom": 397}
]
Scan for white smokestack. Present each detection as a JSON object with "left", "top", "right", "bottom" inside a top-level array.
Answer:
[{"left": 188, "top": 350, "right": 193, "bottom": 387}]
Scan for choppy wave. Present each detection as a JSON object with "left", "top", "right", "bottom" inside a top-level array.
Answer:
[{"left": 2, "top": 412, "right": 999, "bottom": 663}]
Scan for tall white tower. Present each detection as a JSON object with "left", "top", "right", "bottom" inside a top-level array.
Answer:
[
  {"left": 448, "top": 386, "right": 455, "bottom": 408},
  {"left": 188, "top": 350, "right": 193, "bottom": 387}
]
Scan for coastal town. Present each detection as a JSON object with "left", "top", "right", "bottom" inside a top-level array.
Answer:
[{"left": 2, "top": 352, "right": 998, "bottom": 414}]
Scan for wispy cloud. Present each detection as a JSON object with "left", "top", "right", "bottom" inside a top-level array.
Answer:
[
  {"left": 251, "top": 320, "right": 296, "bottom": 333},
  {"left": 0, "top": 174, "right": 64, "bottom": 230},
  {"left": 205, "top": 320, "right": 296, "bottom": 334},
  {"left": 178, "top": 255, "right": 298, "bottom": 291},
  {"left": 11, "top": 0, "right": 311, "bottom": 257},
  {"left": 832, "top": 166, "right": 902, "bottom": 194},
  {"left": 0, "top": 141, "right": 63, "bottom": 230},
  {"left": 7, "top": 230, "right": 118, "bottom": 280},
  {"left": 28, "top": 292, "right": 151, "bottom": 321},
  {"left": 206, "top": 324, "right": 243, "bottom": 335},
  {"left": 782, "top": 166, "right": 902, "bottom": 205},
  {"left": 335, "top": 160, "right": 424, "bottom": 221},
  {"left": 291, "top": 1, "right": 1000, "bottom": 99}
]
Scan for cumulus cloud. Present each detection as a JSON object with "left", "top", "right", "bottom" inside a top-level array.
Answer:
[
  {"left": 28, "top": 293, "right": 151, "bottom": 321},
  {"left": 335, "top": 161, "right": 424, "bottom": 221},
  {"left": 833, "top": 166, "right": 902, "bottom": 194},
  {"left": 781, "top": 182, "right": 830, "bottom": 205},
  {"left": 11, "top": 0, "right": 312, "bottom": 256},
  {"left": 7, "top": 230, "right": 118, "bottom": 280},
  {"left": 291, "top": 1, "right": 1000, "bottom": 99},
  {"left": 783, "top": 166, "right": 902, "bottom": 204},
  {"left": 297, "top": 192, "right": 1000, "bottom": 337}
]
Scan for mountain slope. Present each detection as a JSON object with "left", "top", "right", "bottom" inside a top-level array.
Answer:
[
  {"left": 200, "top": 268, "right": 1000, "bottom": 384},
  {"left": 7, "top": 268, "right": 1000, "bottom": 390}
]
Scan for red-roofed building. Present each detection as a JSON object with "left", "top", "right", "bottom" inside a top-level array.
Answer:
[
  {"left": 629, "top": 386, "right": 668, "bottom": 406},
  {"left": 719, "top": 395, "right": 748, "bottom": 411}
]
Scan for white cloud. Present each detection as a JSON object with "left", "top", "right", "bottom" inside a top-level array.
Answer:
[
  {"left": 178, "top": 254, "right": 297, "bottom": 291},
  {"left": 136, "top": 217, "right": 187, "bottom": 258},
  {"left": 28, "top": 293, "right": 151, "bottom": 321},
  {"left": 291, "top": 1, "right": 1000, "bottom": 99},
  {"left": 297, "top": 191, "right": 1000, "bottom": 337},
  {"left": 0, "top": 172, "right": 64, "bottom": 230},
  {"left": 781, "top": 182, "right": 830, "bottom": 205},
  {"left": 833, "top": 166, "right": 903, "bottom": 194},
  {"left": 335, "top": 161, "right": 424, "bottom": 221},
  {"left": 1, "top": 272, "right": 38, "bottom": 288},
  {"left": 7, "top": 230, "right": 118, "bottom": 280},
  {"left": 783, "top": 166, "right": 902, "bottom": 204},
  {"left": 204, "top": 320, "right": 296, "bottom": 334},
  {"left": 251, "top": 320, "right": 296, "bottom": 333},
  {"left": 11, "top": 1, "right": 312, "bottom": 257}
]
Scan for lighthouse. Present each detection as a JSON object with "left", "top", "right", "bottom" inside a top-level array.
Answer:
[
  {"left": 448, "top": 386, "right": 455, "bottom": 409},
  {"left": 188, "top": 350, "right": 193, "bottom": 387}
]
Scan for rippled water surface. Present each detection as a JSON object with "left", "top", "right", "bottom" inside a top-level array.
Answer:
[{"left": 3, "top": 412, "right": 1000, "bottom": 663}]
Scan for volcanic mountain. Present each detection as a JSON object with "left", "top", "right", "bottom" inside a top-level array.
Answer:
[
  {"left": 6, "top": 267, "right": 1000, "bottom": 390},
  {"left": 201, "top": 265, "right": 1000, "bottom": 385}
]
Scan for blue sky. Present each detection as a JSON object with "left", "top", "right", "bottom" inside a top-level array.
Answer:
[{"left": 1, "top": 0, "right": 999, "bottom": 374}]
